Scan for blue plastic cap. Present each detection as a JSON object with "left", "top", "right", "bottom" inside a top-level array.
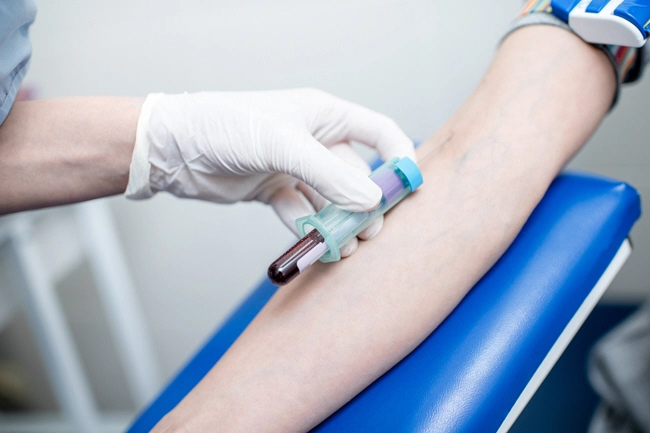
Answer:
[{"left": 395, "top": 157, "right": 423, "bottom": 191}]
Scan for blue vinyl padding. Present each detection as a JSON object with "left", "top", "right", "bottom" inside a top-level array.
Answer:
[{"left": 128, "top": 172, "right": 640, "bottom": 433}]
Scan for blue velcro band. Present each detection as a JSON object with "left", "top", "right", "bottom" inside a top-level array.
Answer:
[{"left": 551, "top": 0, "right": 582, "bottom": 22}]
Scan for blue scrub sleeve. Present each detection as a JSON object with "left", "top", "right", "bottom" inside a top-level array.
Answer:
[{"left": 0, "top": 0, "right": 37, "bottom": 125}]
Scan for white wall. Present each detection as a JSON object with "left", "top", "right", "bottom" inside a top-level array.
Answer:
[{"left": 14, "top": 0, "right": 650, "bottom": 409}]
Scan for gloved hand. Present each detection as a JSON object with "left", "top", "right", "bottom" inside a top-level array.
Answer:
[{"left": 126, "top": 89, "right": 415, "bottom": 257}]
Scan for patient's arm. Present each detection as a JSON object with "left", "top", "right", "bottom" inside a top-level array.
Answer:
[{"left": 154, "top": 25, "right": 616, "bottom": 432}]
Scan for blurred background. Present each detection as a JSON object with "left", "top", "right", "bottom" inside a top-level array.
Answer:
[{"left": 0, "top": 0, "right": 648, "bottom": 431}]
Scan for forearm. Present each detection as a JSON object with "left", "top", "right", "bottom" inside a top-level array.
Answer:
[
  {"left": 0, "top": 97, "right": 143, "bottom": 214},
  {"left": 156, "top": 26, "right": 615, "bottom": 432}
]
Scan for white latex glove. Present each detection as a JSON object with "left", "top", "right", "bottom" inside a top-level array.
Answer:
[{"left": 126, "top": 89, "right": 415, "bottom": 256}]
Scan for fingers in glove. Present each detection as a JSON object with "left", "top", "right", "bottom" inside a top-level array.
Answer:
[
  {"left": 327, "top": 143, "right": 373, "bottom": 175},
  {"left": 303, "top": 143, "right": 385, "bottom": 247},
  {"left": 269, "top": 186, "right": 314, "bottom": 237},
  {"left": 313, "top": 93, "right": 416, "bottom": 162},
  {"left": 339, "top": 237, "right": 359, "bottom": 258},
  {"left": 285, "top": 135, "right": 382, "bottom": 213},
  {"left": 328, "top": 144, "right": 385, "bottom": 242},
  {"left": 297, "top": 181, "right": 329, "bottom": 212},
  {"left": 285, "top": 139, "right": 385, "bottom": 253},
  {"left": 296, "top": 142, "right": 373, "bottom": 212},
  {"left": 357, "top": 217, "right": 383, "bottom": 241}
]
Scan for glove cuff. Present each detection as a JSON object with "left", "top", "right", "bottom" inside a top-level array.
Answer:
[{"left": 125, "top": 93, "right": 165, "bottom": 200}]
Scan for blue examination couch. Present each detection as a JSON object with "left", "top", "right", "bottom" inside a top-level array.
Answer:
[{"left": 128, "top": 171, "right": 641, "bottom": 433}]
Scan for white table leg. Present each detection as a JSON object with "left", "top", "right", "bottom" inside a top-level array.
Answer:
[
  {"left": 76, "top": 201, "right": 160, "bottom": 407},
  {"left": 7, "top": 218, "right": 100, "bottom": 433}
]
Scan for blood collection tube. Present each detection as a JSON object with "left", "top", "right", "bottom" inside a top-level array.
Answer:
[
  {"left": 267, "top": 156, "right": 423, "bottom": 286},
  {"left": 267, "top": 229, "right": 328, "bottom": 285}
]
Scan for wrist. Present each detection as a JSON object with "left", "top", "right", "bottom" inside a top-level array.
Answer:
[{"left": 124, "top": 93, "right": 165, "bottom": 199}]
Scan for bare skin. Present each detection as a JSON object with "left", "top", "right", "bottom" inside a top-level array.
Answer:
[
  {"left": 0, "top": 96, "right": 143, "bottom": 214},
  {"left": 152, "top": 25, "right": 616, "bottom": 432}
]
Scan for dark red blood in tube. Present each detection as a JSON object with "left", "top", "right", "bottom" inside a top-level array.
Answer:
[{"left": 268, "top": 229, "right": 325, "bottom": 286}]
